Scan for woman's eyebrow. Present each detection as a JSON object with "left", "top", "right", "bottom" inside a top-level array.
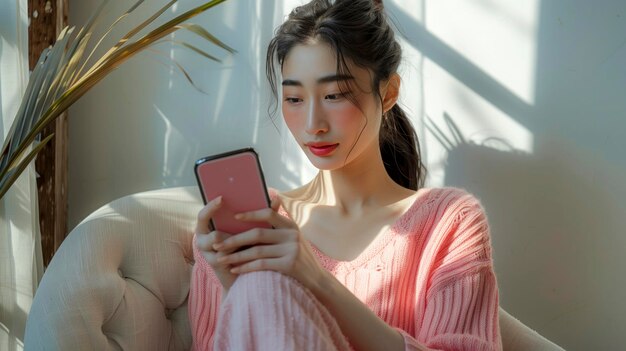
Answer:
[
  {"left": 317, "top": 74, "right": 354, "bottom": 84},
  {"left": 281, "top": 74, "right": 355, "bottom": 86}
]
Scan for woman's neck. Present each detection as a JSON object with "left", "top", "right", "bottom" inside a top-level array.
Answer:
[{"left": 303, "top": 147, "right": 414, "bottom": 216}]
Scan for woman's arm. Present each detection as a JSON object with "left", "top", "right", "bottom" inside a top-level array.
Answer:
[
  {"left": 403, "top": 191, "right": 501, "bottom": 351},
  {"left": 310, "top": 269, "right": 412, "bottom": 351}
]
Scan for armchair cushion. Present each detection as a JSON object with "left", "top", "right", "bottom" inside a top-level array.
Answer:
[
  {"left": 24, "top": 186, "right": 564, "bottom": 350},
  {"left": 25, "top": 187, "right": 200, "bottom": 350}
]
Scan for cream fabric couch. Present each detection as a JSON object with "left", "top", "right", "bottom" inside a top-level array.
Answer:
[{"left": 24, "top": 186, "right": 565, "bottom": 350}]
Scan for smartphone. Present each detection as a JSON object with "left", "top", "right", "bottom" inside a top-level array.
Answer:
[{"left": 194, "top": 148, "right": 272, "bottom": 234}]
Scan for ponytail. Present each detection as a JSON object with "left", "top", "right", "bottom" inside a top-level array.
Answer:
[{"left": 379, "top": 104, "right": 427, "bottom": 190}]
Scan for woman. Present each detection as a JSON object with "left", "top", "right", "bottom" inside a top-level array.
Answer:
[{"left": 189, "top": 0, "right": 502, "bottom": 350}]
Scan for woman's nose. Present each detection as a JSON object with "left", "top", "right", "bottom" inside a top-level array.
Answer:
[{"left": 305, "top": 101, "right": 329, "bottom": 135}]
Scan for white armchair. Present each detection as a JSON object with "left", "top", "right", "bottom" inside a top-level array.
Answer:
[{"left": 24, "top": 186, "right": 565, "bottom": 350}]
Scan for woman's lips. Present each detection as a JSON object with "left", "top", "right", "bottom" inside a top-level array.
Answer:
[{"left": 307, "top": 143, "right": 339, "bottom": 156}]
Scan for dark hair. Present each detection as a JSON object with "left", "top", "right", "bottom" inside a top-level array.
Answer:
[{"left": 266, "top": 0, "right": 427, "bottom": 190}]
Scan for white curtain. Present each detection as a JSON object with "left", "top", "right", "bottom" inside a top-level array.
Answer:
[{"left": 0, "top": 0, "right": 45, "bottom": 350}]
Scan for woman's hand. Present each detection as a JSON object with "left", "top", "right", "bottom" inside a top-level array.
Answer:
[
  {"left": 194, "top": 196, "right": 239, "bottom": 292},
  {"left": 212, "top": 196, "right": 327, "bottom": 292}
]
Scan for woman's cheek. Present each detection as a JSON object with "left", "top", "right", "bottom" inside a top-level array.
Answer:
[
  {"left": 330, "top": 103, "right": 365, "bottom": 129},
  {"left": 282, "top": 109, "right": 303, "bottom": 138}
]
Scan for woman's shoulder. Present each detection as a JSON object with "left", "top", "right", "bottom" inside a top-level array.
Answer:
[
  {"left": 424, "top": 186, "right": 484, "bottom": 207},
  {"left": 417, "top": 186, "right": 488, "bottom": 223},
  {"left": 414, "top": 187, "right": 493, "bottom": 266}
]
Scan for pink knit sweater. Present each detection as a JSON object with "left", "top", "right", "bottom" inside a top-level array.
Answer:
[{"left": 189, "top": 187, "right": 502, "bottom": 350}]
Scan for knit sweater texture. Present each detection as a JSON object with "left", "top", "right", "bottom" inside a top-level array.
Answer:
[{"left": 189, "top": 187, "right": 502, "bottom": 350}]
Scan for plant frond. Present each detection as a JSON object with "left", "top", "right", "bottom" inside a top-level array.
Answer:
[
  {"left": 82, "top": 0, "right": 178, "bottom": 79},
  {"left": 176, "top": 23, "right": 235, "bottom": 54},
  {"left": 144, "top": 47, "right": 209, "bottom": 95},
  {"left": 76, "top": 0, "right": 147, "bottom": 80},
  {"left": 0, "top": 0, "right": 233, "bottom": 199},
  {"left": 28, "top": 28, "right": 76, "bottom": 141},
  {"left": 0, "top": 48, "right": 49, "bottom": 166},
  {"left": 0, "top": 133, "right": 54, "bottom": 200},
  {"left": 158, "top": 39, "right": 221, "bottom": 62},
  {"left": 1, "top": 48, "right": 52, "bottom": 174}
]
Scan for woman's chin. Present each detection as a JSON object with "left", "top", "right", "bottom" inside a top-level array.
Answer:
[{"left": 305, "top": 154, "right": 344, "bottom": 171}]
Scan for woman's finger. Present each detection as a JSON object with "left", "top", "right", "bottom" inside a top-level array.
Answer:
[
  {"left": 212, "top": 231, "right": 238, "bottom": 255},
  {"left": 234, "top": 207, "right": 297, "bottom": 229},
  {"left": 214, "top": 227, "right": 295, "bottom": 252},
  {"left": 270, "top": 196, "right": 283, "bottom": 212},
  {"left": 196, "top": 229, "right": 233, "bottom": 251},
  {"left": 230, "top": 257, "right": 288, "bottom": 274},
  {"left": 217, "top": 242, "right": 289, "bottom": 265},
  {"left": 195, "top": 196, "right": 222, "bottom": 234},
  {"left": 195, "top": 231, "right": 219, "bottom": 252}
]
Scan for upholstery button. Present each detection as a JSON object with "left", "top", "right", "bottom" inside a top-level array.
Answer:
[{"left": 117, "top": 269, "right": 124, "bottom": 278}]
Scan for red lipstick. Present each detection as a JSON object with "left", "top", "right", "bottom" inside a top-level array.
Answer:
[{"left": 306, "top": 142, "right": 339, "bottom": 156}]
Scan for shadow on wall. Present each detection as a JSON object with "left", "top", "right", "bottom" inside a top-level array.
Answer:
[{"left": 431, "top": 113, "right": 626, "bottom": 351}]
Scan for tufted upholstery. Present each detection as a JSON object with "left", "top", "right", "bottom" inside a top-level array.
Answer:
[
  {"left": 24, "top": 186, "right": 564, "bottom": 350},
  {"left": 24, "top": 187, "right": 200, "bottom": 350}
]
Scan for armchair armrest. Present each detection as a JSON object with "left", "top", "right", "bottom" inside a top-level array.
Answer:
[{"left": 24, "top": 186, "right": 202, "bottom": 350}]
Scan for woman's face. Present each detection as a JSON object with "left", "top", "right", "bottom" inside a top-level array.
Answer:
[{"left": 281, "top": 41, "right": 383, "bottom": 171}]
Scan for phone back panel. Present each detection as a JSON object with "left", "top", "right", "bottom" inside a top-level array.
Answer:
[{"left": 195, "top": 150, "right": 271, "bottom": 234}]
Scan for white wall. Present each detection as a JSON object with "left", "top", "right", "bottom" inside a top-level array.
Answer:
[{"left": 67, "top": 0, "right": 626, "bottom": 349}]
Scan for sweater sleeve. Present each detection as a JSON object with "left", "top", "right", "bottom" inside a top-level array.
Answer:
[
  {"left": 399, "top": 191, "right": 502, "bottom": 351},
  {"left": 188, "top": 188, "right": 278, "bottom": 350},
  {"left": 188, "top": 234, "right": 223, "bottom": 351}
]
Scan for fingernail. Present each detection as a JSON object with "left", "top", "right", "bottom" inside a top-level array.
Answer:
[
  {"left": 213, "top": 243, "right": 223, "bottom": 250},
  {"left": 217, "top": 256, "right": 227, "bottom": 263},
  {"left": 234, "top": 213, "right": 243, "bottom": 220},
  {"left": 214, "top": 196, "right": 222, "bottom": 205}
]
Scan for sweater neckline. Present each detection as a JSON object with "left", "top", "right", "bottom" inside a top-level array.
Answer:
[{"left": 277, "top": 187, "right": 433, "bottom": 272}]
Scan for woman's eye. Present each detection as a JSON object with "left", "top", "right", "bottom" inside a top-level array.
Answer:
[
  {"left": 284, "top": 97, "right": 302, "bottom": 104},
  {"left": 325, "top": 92, "right": 347, "bottom": 101}
]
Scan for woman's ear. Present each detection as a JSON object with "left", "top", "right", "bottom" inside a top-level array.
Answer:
[{"left": 381, "top": 73, "right": 401, "bottom": 114}]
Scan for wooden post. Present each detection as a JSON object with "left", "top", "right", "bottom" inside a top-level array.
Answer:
[{"left": 28, "top": 0, "right": 68, "bottom": 267}]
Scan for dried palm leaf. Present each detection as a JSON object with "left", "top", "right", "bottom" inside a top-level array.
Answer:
[{"left": 0, "top": 0, "right": 232, "bottom": 200}]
